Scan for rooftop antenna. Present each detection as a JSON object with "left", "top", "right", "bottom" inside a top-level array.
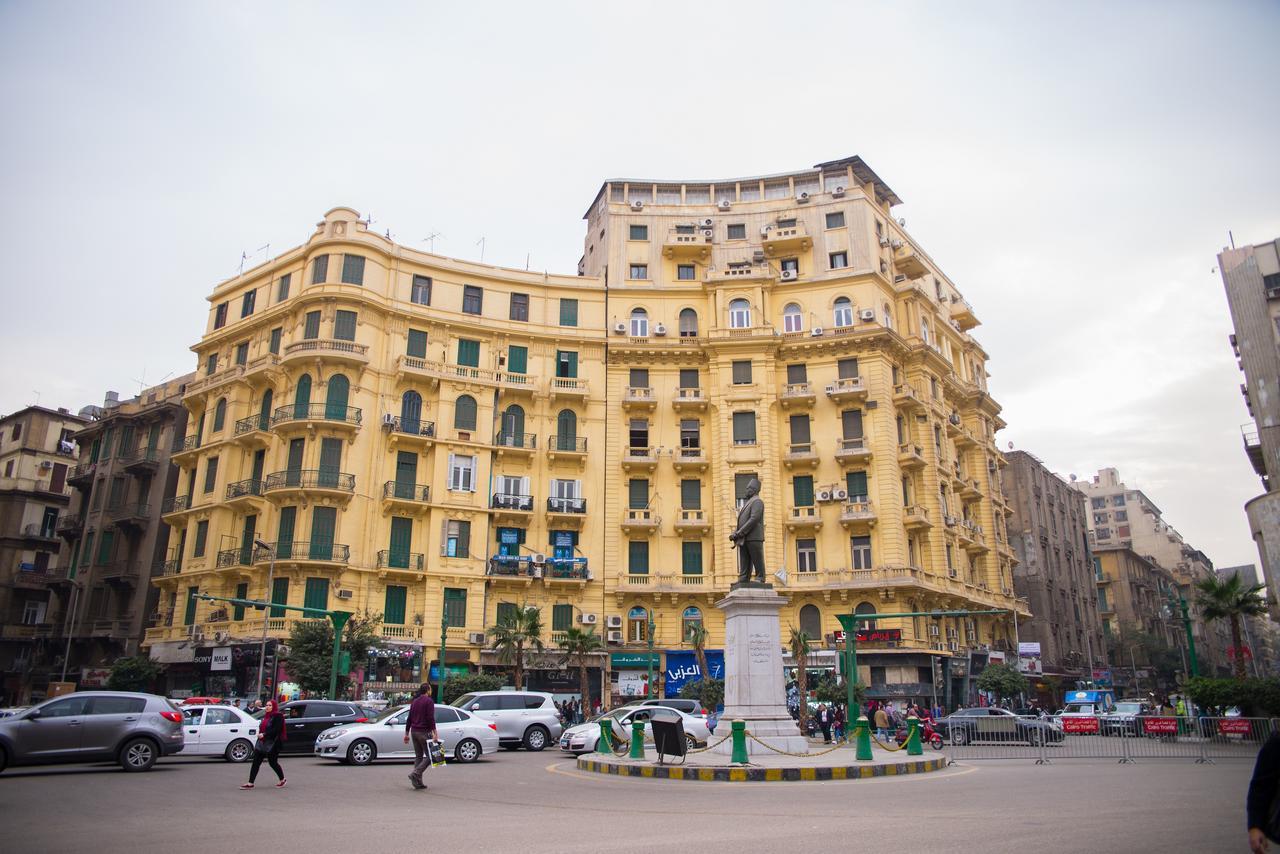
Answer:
[
  {"left": 130, "top": 367, "right": 175, "bottom": 397},
  {"left": 1229, "top": 230, "right": 1236, "bottom": 249},
  {"left": 237, "top": 251, "right": 249, "bottom": 275},
  {"left": 256, "top": 243, "right": 270, "bottom": 265},
  {"left": 476, "top": 237, "right": 486, "bottom": 263},
  {"left": 32, "top": 390, "right": 41, "bottom": 407},
  {"left": 525, "top": 252, "right": 530, "bottom": 271},
  {"left": 422, "top": 232, "right": 441, "bottom": 253}
]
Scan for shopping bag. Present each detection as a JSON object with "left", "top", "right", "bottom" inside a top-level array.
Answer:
[{"left": 428, "top": 739, "right": 446, "bottom": 768}]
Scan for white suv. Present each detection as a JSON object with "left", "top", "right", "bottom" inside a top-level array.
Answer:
[{"left": 450, "top": 691, "right": 564, "bottom": 751}]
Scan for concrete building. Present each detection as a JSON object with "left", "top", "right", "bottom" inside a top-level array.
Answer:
[
  {"left": 1219, "top": 239, "right": 1280, "bottom": 618},
  {"left": 1093, "top": 546, "right": 1181, "bottom": 695},
  {"left": 0, "top": 405, "right": 88, "bottom": 704},
  {"left": 1003, "top": 450, "right": 1106, "bottom": 694}
]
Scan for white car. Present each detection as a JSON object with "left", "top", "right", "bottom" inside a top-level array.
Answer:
[
  {"left": 180, "top": 704, "right": 260, "bottom": 762},
  {"left": 313, "top": 704, "right": 499, "bottom": 765},
  {"left": 559, "top": 706, "right": 711, "bottom": 754}
]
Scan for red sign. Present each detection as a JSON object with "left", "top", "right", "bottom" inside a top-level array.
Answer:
[
  {"left": 856, "top": 628, "right": 903, "bottom": 643},
  {"left": 1061, "top": 716, "right": 1100, "bottom": 734},
  {"left": 1141, "top": 717, "right": 1178, "bottom": 735},
  {"left": 1218, "top": 719, "right": 1253, "bottom": 736}
]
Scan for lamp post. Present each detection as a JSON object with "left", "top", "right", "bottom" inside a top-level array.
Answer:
[
  {"left": 254, "top": 538, "right": 276, "bottom": 701},
  {"left": 1165, "top": 589, "right": 1201, "bottom": 678},
  {"left": 436, "top": 612, "right": 448, "bottom": 703},
  {"left": 646, "top": 617, "right": 657, "bottom": 699}
]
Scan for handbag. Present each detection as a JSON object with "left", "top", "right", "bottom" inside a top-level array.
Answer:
[
  {"left": 428, "top": 739, "right": 446, "bottom": 768},
  {"left": 256, "top": 738, "right": 276, "bottom": 756}
]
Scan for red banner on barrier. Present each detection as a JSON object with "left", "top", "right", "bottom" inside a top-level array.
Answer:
[
  {"left": 1142, "top": 717, "right": 1178, "bottom": 734},
  {"left": 1062, "top": 716, "right": 1099, "bottom": 734},
  {"left": 1218, "top": 718, "right": 1252, "bottom": 735}
]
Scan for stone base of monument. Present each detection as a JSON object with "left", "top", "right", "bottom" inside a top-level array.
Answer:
[{"left": 576, "top": 746, "right": 949, "bottom": 782}]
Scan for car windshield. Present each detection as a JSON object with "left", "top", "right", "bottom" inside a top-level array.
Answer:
[
  {"left": 375, "top": 705, "right": 407, "bottom": 722},
  {"left": 1064, "top": 703, "right": 1094, "bottom": 714},
  {"left": 586, "top": 709, "right": 630, "bottom": 725},
  {"left": 452, "top": 694, "right": 476, "bottom": 709},
  {"left": 1114, "top": 703, "right": 1143, "bottom": 714}
]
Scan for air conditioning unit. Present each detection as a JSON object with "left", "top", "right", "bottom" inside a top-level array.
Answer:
[
  {"left": 607, "top": 630, "right": 623, "bottom": 644},
  {"left": 879, "top": 236, "right": 892, "bottom": 248},
  {"left": 467, "top": 631, "right": 486, "bottom": 644},
  {"left": 817, "top": 489, "right": 833, "bottom": 503},
  {"left": 336, "top": 589, "right": 353, "bottom": 600},
  {"left": 810, "top": 327, "right": 823, "bottom": 336},
  {"left": 718, "top": 200, "right": 731, "bottom": 211},
  {"left": 833, "top": 488, "right": 848, "bottom": 501},
  {"left": 780, "top": 270, "right": 798, "bottom": 282},
  {"left": 191, "top": 628, "right": 205, "bottom": 642},
  {"left": 630, "top": 200, "right": 644, "bottom": 211},
  {"left": 579, "top": 613, "right": 598, "bottom": 625},
  {"left": 928, "top": 625, "right": 940, "bottom": 637},
  {"left": 700, "top": 228, "right": 713, "bottom": 239},
  {"left": 213, "top": 631, "right": 229, "bottom": 643},
  {"left": 530, "top": 565, "right": 543, "bottom": 579},
  {"left": 532, "top": 553, "right": 547, "bottom": 565},
  {"left": 795, "top": 192, "right": 810, "bottom": 203},
  {"left": 760, "top": 225, "right": 774, "bottom": 237},
  {"left": 39, "top": 460, "right": 53, "bottom": 470},
  {"left": 752, "top": 250, "right": 766, "bottom": 264},
  {"left": 613, "top": 322, "right": 627, "bottom": 335},
  {"left": 701, "top": 218, "right": 714, "bottom": 228},
  {"left": 858, "top": 309, "right": 876, "bottom": 322},
  {"left": 381, "top": 413, "right": 396, "bottom": 429},
  {"left": 653, "top": 323, "right": 667, "bottom": 336},
  {"left": 606, "top": 615, "right": 623, "bottom": 629},
  {"left": 831, "top": 186, "right": 846, "bottom": 197}
]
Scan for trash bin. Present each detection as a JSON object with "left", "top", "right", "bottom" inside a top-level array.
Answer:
[{"left": 648, "top": 707, "right": 687, "bottom": 763}]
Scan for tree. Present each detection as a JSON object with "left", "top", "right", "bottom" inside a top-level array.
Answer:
[
  {"left": 441, "top": 672, "right": 505, "bottom": 706},
  {"left": 788, "top": 627, "right": 813, "bottom": 732},
  {"left": 678, "top": 677, "right": 724, "bottom": 712},
  {"left": 106, "top": 655, "right": 163, "bottom": 692},
  {"left": 975, "top": 662, "right": 1028, "bottom": 701},
  {"left": 812, "top": 672, "right": 863, "bottom": 711},
  {"left": 687, "top": 622, "right": 710, "bottom": 687},
  {"left": 284, "top": 611, "right": 381, "bottom": 696},
  {"left": 558, "top": 627, "right": 605, "bottom": 711},
  {"left": 1197, "top": 574, "right": 1268, "bottom": 680},
  {"left": 488, "top": 604, "right": 544, "bottom": 690}
]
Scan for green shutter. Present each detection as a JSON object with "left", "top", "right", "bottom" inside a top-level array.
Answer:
[
  {"left": 95, "top": 529, "right": 114, "bottom": 564},
  {"left": 629, "top": 479, "right": 648, "bottom": 509},
  {"left": 269, "top": 327, "right": 282, "bottom": 354},
  {"left": 560, "top": 298, "right": 578, "bottom": 327},
  {"left": 793, "top": 476, "right": 815, "bottom": 507},
  {"left": 507, "top": 345, "right": 527, "bottom": 374},
  {"left": 271, "top": 578, "right": 289, "bottom": 617},
  {"left": 304, "top": 577, "right": 329, "bottom": 610},
  {"left": 233, "top": 583, "right": 248, "bottom": 620},
  {"left": 389, "top": 517, "right": 413, "bottom": 568},
  {"left": 276, "top": 506, "right": 296, "bottom": 557},
  {"left": 680, "top": 479, "right": 701, "bottom": 510},
  {"left": 846, "top": 471, "right": 869, "bottom": 500},
  {"left": 457, "top": 339, "right": 480, "bottom": 367},
  {"left": 496, "top": 602, "right": 517, "bottom": 627},
  {"left": 384, "top": 585, "right": 407, "bottom": 625},
  {"left": 556, "top": 350, "right": 578, "bottom": 378},
  {"left": 69, "top": 541, "right": 81, "bottom": 576},
  {"left": 628, "top": 540, "right": 649, "bottom": 575},
  {"left": 334, "top": 310, "right": 357, "bottom": 341},
  {"left": 682, "top": 541, "right": 702, "bottom": 575},
  {"left": 407, "top": 329, "right": 428, "bottom": 358},
  {"left": 553, "top": 603, "right": 573, "bottom": 631},
  {"left": 444, "top": 588, "right": 467, "bottom": 627},
  {"left": 304, "top": 311, "right": 321, "bottom": 339},
  {"left": 184, "top": 586, "right": 199, "bottom": 625},
  {"left": 341, "top": 254, "right": 365, "bottom": 285},
  {"left": 310, "top": 506, "right": 336, "bottom": 560}
]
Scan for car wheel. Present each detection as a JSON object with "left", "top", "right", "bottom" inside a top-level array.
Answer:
[
  {"left": 523, "top": 726, "right": 549, "bottom": 752},
  {"left": 0, "top": 745, "right": 7, "bottom": 773},
  {"left": 225, "top": 739, "right": 254, "bottom": 763},
  {"left": 685, "top": 733, "right": 698, "bottom": 751},
  {"left": 454, "top": 738, "right": 481, "bottom": 763},
  {"left": 950, "top": 728, "right": 969, "bottom": 746},
  {"left": 347, "top": 739, "right": 376, "bottom": 766},
  {"left": 119, "top": 737, "right": 157, "bottom": 772}
]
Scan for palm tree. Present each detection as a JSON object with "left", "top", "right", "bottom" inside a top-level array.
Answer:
[
  {"left": 788, "top": 628, "right": 813, "bottom": 733},
  {"left": 687, "top": 622, "right": 710, "bottom": 689},
  {"left": 558, "top": 626, "right": 605, "bottom": 713},
  {"left": 487, "top": 604, "right": 545, "bottom": 690},
  {"left": 1197, "top": 574, "right": 1268, "bottom": 680}
]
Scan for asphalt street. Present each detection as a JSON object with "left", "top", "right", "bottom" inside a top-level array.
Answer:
[{"left": 0, "top": 749, "right": 1247, "bottom": 853}]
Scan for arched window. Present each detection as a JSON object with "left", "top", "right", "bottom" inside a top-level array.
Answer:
[
  {"left": 400, "top": 390, "right": 422, "bottom": 434},
  {"left": 294, "top": 374, "right": 312, "bottom": 419},
  {"left": 678, "top": 308, "right": 698, "bottom": 338},
  {"left": 500, "top": 404, "right": 525, "bottom": 447},
  {"left": 783, "top": 303, "right": 803, "bottom": 333},
  {"left": 555, "top": 409, "right": 577, "bottom": 451},
  {"left": 212, "top": 398, "right": 226, "bottom": 432},
  {"left": 682, "top": 606, "right": 703, "bottom": 642},
  {"left": 833, "top": 297, "right": 853, "bottom": 328},
  {"left": 729, "top": 298, "right": 751, "bottom": 329},
  {"left": 854, "top": 601, "right": 877, "bottom": 630},
  {"left": 325, "top": 374, "right": 350, "bottom": 421},
  {"left": 882, "top": 302, "right": 894, "bottom": 330},
  {"left": 257, "top": 389, "right": 273, "bottom": 431},
  {"left": 920, "top": 319, "right": 930, "bottom": 346},
  {"left": 628, "top": 606, "right": 649, "bottom": 643},
  {"left": 799, "top": 603, "right": 822, "bottom": 639},
  {"left": 454, "top": 395, "right": 477, "bottom": 431},
  {"left": 630, "top": 307, "right": 648, "bottom": 337}
]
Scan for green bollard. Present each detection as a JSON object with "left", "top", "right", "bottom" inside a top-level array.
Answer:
[
  {"left": 597, "top": 720, "right": 615, "bottom": 754},
  {"left": 629, "top": 719, "right": 646, "bottom": 759},
  {"left": 905, "top": 715, "right": 922, "bottom": 756},
  {"left": 854, "top": 715, "right": 873, "bottom": 761},
  {"left": 730, "top": 719, "right": 748, "bottom": 764}
]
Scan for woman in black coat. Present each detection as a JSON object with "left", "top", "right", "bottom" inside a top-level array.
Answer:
[{"left": 241, "top": 699, "right": 287, "bottom": 789}]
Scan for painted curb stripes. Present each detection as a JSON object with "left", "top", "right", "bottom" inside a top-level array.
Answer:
[{"left": 574, "top": 756, "right": 947, "bottom": 781}]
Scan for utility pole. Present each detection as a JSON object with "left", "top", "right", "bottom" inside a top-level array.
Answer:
[
  {"left": 254, "top": 539, "right": 276, "bottom": 700},
  {"left": 646, "top": 617, "right": 656, "bottom": 698},
  {"left": 436, "top": 613, "right": 448, "bottom": 703}
]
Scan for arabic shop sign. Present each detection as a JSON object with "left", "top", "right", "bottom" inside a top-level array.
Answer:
[
  {"left": 611, "top": 652, "right": 660, "bottom": 668},
  {"left": 663, "top": 650, "right": 724, "bottom": 696},
  {"left": 832, "top": 629, "right": 903, "bottom": 644}
]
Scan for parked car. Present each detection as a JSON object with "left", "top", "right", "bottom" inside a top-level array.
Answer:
[
  {"left": 620, "top": 698, "right": 707, "bottom": 719},
  {"left": 314, "top": 704, "right": 499, "bottom": 764},
  {"left": 179, "top": 704, "right": 261, "bottom": 762},
  {"left": 1100, "top": 700, "right": 1154, "bottom": 737},
  {"left": 450, "top": 691, "right": 564, "bottom": 751},
  {"left": 0, "top": 691, "right": 184, "bottom": 773},
  {"left": 560, "top": 706, "right": 710, "bottom": 754},
  {"left": 937, "top": 707, "right": 1065, "bottom": 746},
  {"left": 274, "top": 700, "right": 372, "bottom": 754}
]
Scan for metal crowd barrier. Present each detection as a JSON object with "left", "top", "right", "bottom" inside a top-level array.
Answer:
[{"left": 940, "top": 715, "right": 1275, "bottom": 764}]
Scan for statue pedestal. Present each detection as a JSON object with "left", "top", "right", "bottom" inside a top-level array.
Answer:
[{"left": 711, "top": 585, "right": 809, "bottom": 756}]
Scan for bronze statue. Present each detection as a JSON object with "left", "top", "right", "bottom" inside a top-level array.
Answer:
[{"left": 730, "top": 477, "right": 766, "bottom": 584}]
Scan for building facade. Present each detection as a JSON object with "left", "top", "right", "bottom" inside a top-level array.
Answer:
[
  {"left": 1003, "top": 450, "right": 1106, "bottom": 694},
  {"left": 1093, "top": 546, "right": 1181, "bottom": 695},
  {"left": 0, "top": 405, "right": 87, "bottom": 704}
]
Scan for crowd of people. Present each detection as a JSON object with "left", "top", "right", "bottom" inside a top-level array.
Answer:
[{"left": 555, "top": 697, "right": 597, "bottom": 725}]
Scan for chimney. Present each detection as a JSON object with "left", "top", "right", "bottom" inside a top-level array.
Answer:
[{"left": 104, "top": 391, "right": 120, "bottom": 409}]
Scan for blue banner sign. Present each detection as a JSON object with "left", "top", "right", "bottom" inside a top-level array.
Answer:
[{"left": 663, "top": 650, "right": 724, "bottom": 697}]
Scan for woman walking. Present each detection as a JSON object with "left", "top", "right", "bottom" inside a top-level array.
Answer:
[{"left": 241, "top": 698, "right": 286, "bottom": 789}]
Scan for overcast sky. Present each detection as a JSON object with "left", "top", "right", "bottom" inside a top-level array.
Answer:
[{"left": 2, "top": 1, "right": 1277, "bottom": 567}]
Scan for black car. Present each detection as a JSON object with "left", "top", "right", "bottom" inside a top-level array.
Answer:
[
  {"left": 276, "top": 701, "right": 371, "bottom": 754},
  {"left": 937, "top": 707, "right": 1064, "bottom": 746}
]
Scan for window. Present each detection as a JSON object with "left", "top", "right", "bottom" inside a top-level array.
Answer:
[
  {"left": 789, "top": 414, "right": 811, "bottom": 445},
  {"left": 732, "top": 360, "right": 752, "bottom": 384},
  {"left": 920, "top": 319, "right": 931, "bottom": 346},
  {"left": 1112, "top": 495, "right": 1125, "bottom": 507},
  {"left": 451, "top": 338, "right": 479, "bottom": 369},
  {"left": 629, "top": 264, "right": 648, "bottom": 280},
  {"left": 780, "top": 257, "right": 799, "bottom": 275},
  {"left": 341, "top": 254, "right": 365, "bottom": 285},
  {"left": 445, "top": 520, "right": 471, "bottom": 557},
  {"left": 234, "top": 342, "right": 248, "bottom": 366},
  {"left": 783, "top": 303, "right": 803, "bottom": 333},
  {"left": 734, "top": 473, "right": 757, "bottom": 508},
  {"left": 277, "top": 273, "right": 291, "bottom": 302},
  {"left": 829, "top": 251, "right": 848, "bottom": 269},
  {"left": 629, "top": 419, "right": 649, "bottom": 450},
  {"left": 629, "top": 478, "right": 649, "bottom": 510},
  {"left": 193, "top": 520, "right": 208, "bottom": 557},
  {"left": 407, "top": 329, "right": 428, "bottom": 359},
  {"left": 506, "top": 345, "right": 527, "bottom": 374},
  {"left": 304, "top": 577, "right": 329, "bottom": 610},
  {"left": 1091, "top": 498, "right": 1106, "bottom": 510},
  {"left": 682, "top": 606, "right": 702, "bottom": 643},
  {"left": 411, "top": 275, "right": 432, "bottom": 305},
  {"left": 212, "top": 398, "right": 226, "bottom": 432},
  {"left": 269, "top": 327, "right": 282, "bottom": 354},
  {"left": 629, "top": 224, "right": 648, "bottom": 240},
  {"left": 453, "top": 396, "right": 477, "bottom": 431},
  {"left": 628, "top": 606, "right": 649, "bottom": 641},
  {"left": 732, "top": 412, "right": 757, "bottom": 445},
  {"left": 882, "top": 302, "right": 894, "bottom": 329},
  {"left": 559, "top": 298, "right": 578, "bottom": 327},
  {"left": 1097, "top": 528, "right": 1112, "bottom": 540},
  {"left": 203, "top": 456, "right": 219, "bottom": 493},
  {"left": 787, "top": 364, "right": 808, "bottom": 384},
  {"left": 677, "top": 264, "right": 695, "bottom": 281},
  {"left": 628, "top": 540, "right": 649, "bottom": 575},
  {"left": 556, "top": 350, "right": 578, "bottom": 378},
  {"left": 841, "top": 409, "right": 864, "bottom": 440},
  {"left": 509, "top": 293, "right": 529, "bottom": 321},
  {"left": 303, "top": 310, "right": 321, "bottom": 339},
  {"left": 833, "top": 297, "right": 853, "bottom": 327},
  {"left": 728, "top": 298, "right": 751, "bottom": 328},
  {"left": 679, "top": 368, "right": 699, "bottom": 389},
  {"left": 1093, "top": 513, "right": 1108, "bottom": 525},
  {"left": 793, "top": 475, "right": 815, "bottom": 507},
  {"left": 443, "top": 588, "right": 466, "bottom": 627},
  {"left": 846, "top": 471, "right": 868, "bottom": 502},
  {"left": 799, "top": 603, "right": 821, "bottom": 637},
  {"left": 448, "top": 454, "right": 476, "bottom": 491},
  {"left": 462, "top": 285, "right": 483, "bottom": 315},
  {"left": 680, "top": 479, "right": 701, "bottom": 510},
  {"left": 630, "top": 308, "right": 648, "bottom": 336},
  {"left": 241, "top": 289, "right": 256, "bottom": 318},
  {"left": 311, "top": 255, "right": 328, "bottom": 284},
  {"left": 213, "top": 302, "right": 228, "bottom": 330},
  {"left": 206, "top": 353, "right": 218, "bottom": 375},
  {"left": 1115, "top": 510, "right": 1128, "bottom": 522},
  {"left": 334, "top": 310, "right": 357, "bottom": 341},
  {"left": 676, "top": 308, "right": 698, "bottom": 338},
  {"left": 629, "top": 368, "right": 649, "bottom": 389},
  {"left": 838, "top": 357, "right": 859, "bottom": 379},
  {"left": 680, "top": 419, "right": 700, "bottom": 450},
  {"left": 727, "top": 223, "right": 746, "bottom": 240},
  {"left": 553, "top": 603, "right": 574, "bottom": 632},
  {"left": 495, "top": 602, "right": 517, "bottom": 627},
  {"left": 825, "top": 211, "right": 846, "bottom": 229},
  {"left": 851, "top": 536, "right": 872, "bottom": 569},
  {"left": 797, "top": 539, "right": 817, "bottom": 573}
]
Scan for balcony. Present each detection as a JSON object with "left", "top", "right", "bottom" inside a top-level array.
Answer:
[
  {"left": 893, "top": 244, "right": 928, "bottom": 279},
  {"left": 225, "top": 478, "right": 266, "bottom": 508},
  {"left": 546, "top": 497, "right": 587, "bottom": 526},
  {"left": 107, "top": 502, "right": 151, "bottom": 531},
  {"left": 232, "top": 414, "right": 273, "bottom": 447},
  {"left": 271, "top": 403, "right": 362, "bottom": 435},
  {"left": 99, "top": 560, "right": 142, "bottom": 586},
  {"left": 954, "top": 425, "right": 979, "bottom": 449},
  {"left": 672, "top": 387, "right": 707, "bottom": 411},
  {"left": 499, "top": 372, "right": 537, "bottom": 396},
  {"left": 673, "top": 509, "right": 711, "bottom": 535},
  {"left": 378, "top": 624, "right": 424, "bottom": 641},
  {"left": 621, "top": 508, "right": 660, "bottom": 533},
  {"left": 170, "top": 434, "right": 202, "bottom": 464},
  {"left": 261, "top": 540, "right": 350, "bottom": 565},
  {"left": 839, "top": 500, "right": 877, "bottom": 528},
  {"left": 783, "top": 442, "right": 819, "bottom": 469},
  {"left": 20, "top": 523, "right": 58, "bottom": 544},
  {"left": 43, "top": 567, "right": 74, "bottom": 587},
  {"left": 386, "top": 416, "right": 436, "bottom": 449},
  {"left": 761, "top": 222, "right": 812, "bottom": 256},
  {"left": 898, "top": 443, "right": 927, "bottom": 469},
  {"left": 215, "top": 547, "right": 254, "bottom": 569},
  {"left": 835, "top": 438, "right": 872, "bottom": 465},
  {"left": 904, "top": 505, "right": 932, "bottom": 530},
  {"left": 1245, "top": 427, "right": 1266, "bottom": 478},
  {"left": 546, "top": 435, "right": 587, "bottom": 464},
  {"left": 545, "top": 558, "right": 590, "bottom": 583},
  {"left": 120, "top": 447, "right": 161, "bottom": 474},
  {"left": 56, "top": 513, "right": 82, "bottom": 539},
  {"left": 893, "top": 384, "right": 925, "bottom": 412},
  {"left": 950, "top": 298, "right": 978, "bottom": 332},
  {"left": 621, "top": 447, "right": 658, "bottom": 472},
  {"left": 962, "top": 524, "right": 989, "bottom": 554},
  {"left": 184, "top": 365, "right": 246, "bottom": 399},
  {"left": 494, "top": 431, "right": 537, "bottom": 457},
  {"left": 67, "top": 461, "right": 96, "bottom": 488},
  {"left": 957, "top": 475, "right": 982, "bottom": 501},
  {"left": 785, "top": 505, "right": 822, "bottom": 531},
  {"left": 90, "top": 615, "right": 137, "bottom": 639},
  {"left": 671, "top": 447, "right": 708, "bottom": 472},
  {"left": 156, "top": 559, "right": 182, "bottom": 577},
  {"left": 825, "top": 377, "right": 867, "bottom": 403},
  {"left": 491, "top": 493, "right": 534, "bottom": 523},
  {"left": 486, "top": 555, "right": 535, "bottom": 584},
  {"left": 161, "top": 495, "right": 192, "bottom": 517},
  {"left": 662, "top": 228, "right": 712, "bottom": 260},
  {"left": 780, "top": 382, "right": 816, "bottom": 409},
  {"left": 263, "top": 469, "right": 356, "bottom": 502},
  {"left": 622, "top": 386, "right": 657, "bottom": 411},
  {"left": 382, "top": 481, "right": 431, "bottom": 512},
  {"left": 549, "top": 377, "right": 589, "bottom": 400},
  {"left": 376, "top": 550, "right": 426, "bottom": 575},
  {"left": 13, "top": 568, "right": 53, "bottom": 590},
  {"left": 281, "top": 338, "right": 369, "bottom": 368}
]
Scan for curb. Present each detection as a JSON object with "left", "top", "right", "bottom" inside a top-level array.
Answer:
[{"left": 574, "top": 755, "right": 948, "bottom": 782}]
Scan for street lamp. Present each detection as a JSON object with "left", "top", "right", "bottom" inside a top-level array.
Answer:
[
  {"left": 646, "top": 616, "right": 657, "bottom": 699},
  {"left": 1164, "top": 589, "right": 1201, "bottom": 679},
  {"left": 254, "top": 538, "right": 275, "bottom": 701}
]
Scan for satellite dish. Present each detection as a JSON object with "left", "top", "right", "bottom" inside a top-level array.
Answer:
[
  {"left": 1070, "top": 474, "right": 1078, "bottom": 482},
  {"left": 774, "top": 569, "right": 788, "bottom": 586},
  {"left": 1007, "top": 441, "right": 1014, "bottom": 450}
]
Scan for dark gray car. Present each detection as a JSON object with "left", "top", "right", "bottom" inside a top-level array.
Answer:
[{"left": 0, "top": 691, "right": 185, "bottom": 772}]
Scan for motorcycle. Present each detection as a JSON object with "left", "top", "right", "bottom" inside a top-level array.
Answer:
[{"left": 894, "top": 718, "right": 945, "bottom": 750}]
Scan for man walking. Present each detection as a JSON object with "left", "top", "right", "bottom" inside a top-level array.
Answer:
[{"left": 404, "top": 683, "right": 438, "bottom": 790}]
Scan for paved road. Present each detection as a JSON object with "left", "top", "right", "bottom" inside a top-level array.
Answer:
[{"left": 1, "top": 749, "right": 1247, "bottom": 853}]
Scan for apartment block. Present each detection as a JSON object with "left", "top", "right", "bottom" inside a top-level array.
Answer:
[{"left": 1093, "top": 546, "right": 1181, "bottom": 694}]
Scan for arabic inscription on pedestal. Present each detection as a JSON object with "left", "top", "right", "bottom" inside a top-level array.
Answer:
[{"left": 748, "top": 632, "right": 772, "bottom": 666}]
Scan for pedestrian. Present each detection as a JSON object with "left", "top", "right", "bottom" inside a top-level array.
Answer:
[
  {"left": 707, "top": 707, "right": 718, "bottom": 734},
  {"left": 240, "top": 699, "right": 286, "bottom": 789},
  {"left": 815, "top": 704, "right": 832, "bottom": 743},
  {"left": 405, "top": 682, "right": 439, "bottom": 790},
  {"left": 874, "top": 704, "right": 891, "bottom": 741},
  {"left": 833, "top": 705, "right": 845, "bottom": 741},
  {"left": 1249, "top": 731, "right": 1280, "bottom": 852}
]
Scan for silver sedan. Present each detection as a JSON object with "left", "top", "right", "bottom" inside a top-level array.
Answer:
[
  {"left": 313, "top": 704, "right": 498, "bottom": 765},
  {"left": 559, "top": 706, "right": 711, "bottom": 754}
]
